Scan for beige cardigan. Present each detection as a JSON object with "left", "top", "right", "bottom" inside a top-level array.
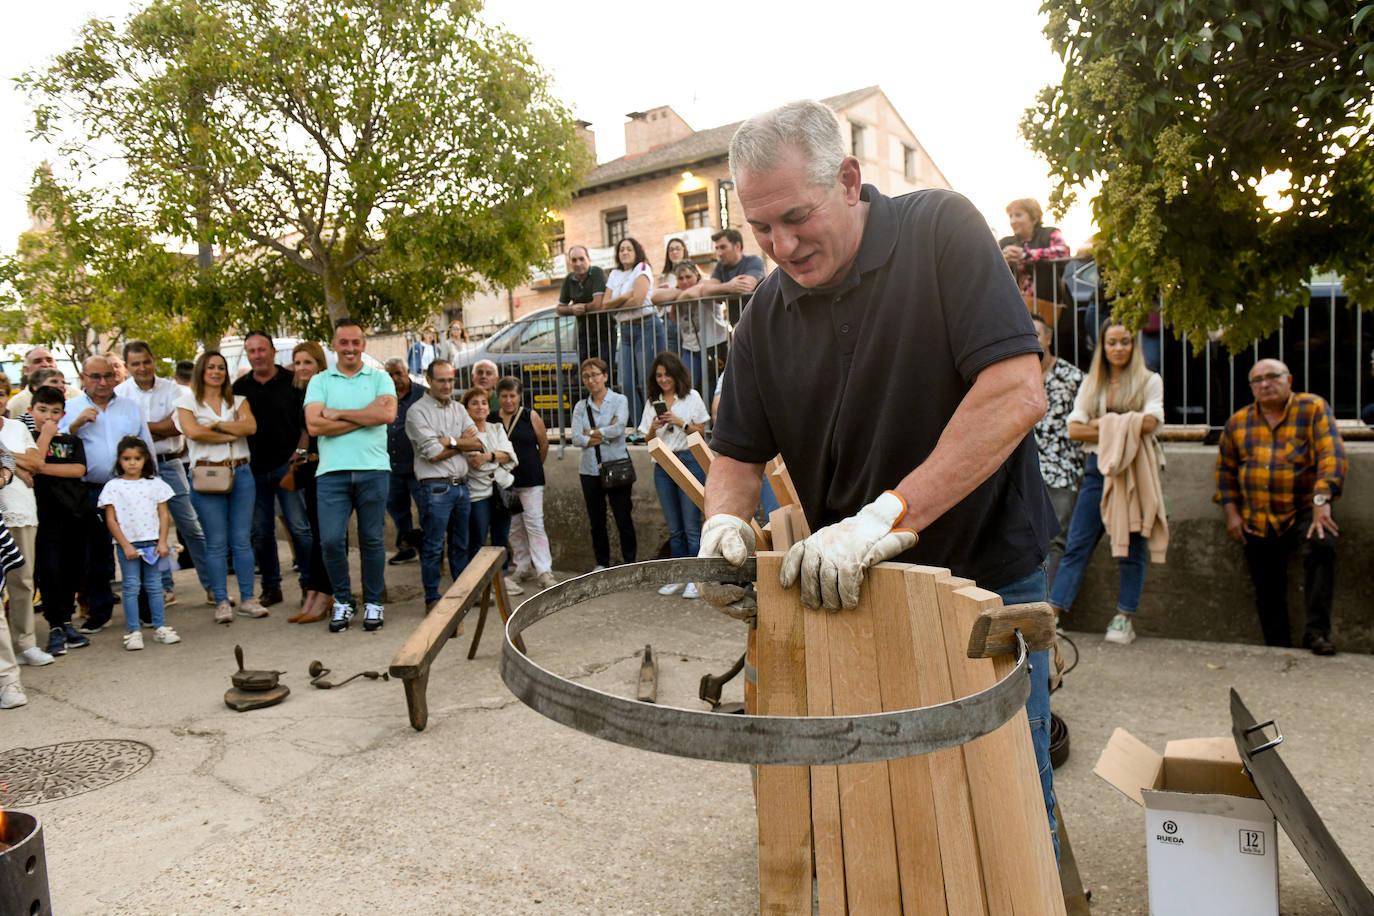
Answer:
[{"left": 1096, "top": 412, "right": 1169, "bottom": 562}]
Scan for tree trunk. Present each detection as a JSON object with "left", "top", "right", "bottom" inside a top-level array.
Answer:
[{"left": 324, "top": 271, "right": 348, "bottom": 327}]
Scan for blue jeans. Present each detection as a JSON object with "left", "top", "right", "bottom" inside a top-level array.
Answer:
[
  {"left": 467, "top": 496, "right": 494, "bottom": 565},
  {"left": 316, "top": 469, "right": 388, "bottom": 606},
  {"left": 1047, "top": 453, "right": 1149, "bottom": 615},
  {"left": 159, "top": 460, "right": 211, "bottom": 593},
  {"left": 419, "top": 479, "right": 470, "bottom": 602},
  {"left": 653, "top": 452, "right": 704, "bottom": 557},
  {"left": 386, "top": 472, "right": 427, "bottom": 547},
  {"left": 617, "top": 316, "right": 667, "bottom": 428},
  {"left": 251, "top": 459, "right": 313, "bottom": 592},
  {"left": 993, "top": 564, "right": 1059, "bottom": 862},
  {"left": 117, "top": 540, "right": 166, "bottom": 632},
  {"left": 190, "top": 464, "right": 258, "bottom": 603}
]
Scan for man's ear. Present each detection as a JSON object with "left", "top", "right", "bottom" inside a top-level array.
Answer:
[{"left": 837, "top": 155, "right": 863, "bottom": 205}]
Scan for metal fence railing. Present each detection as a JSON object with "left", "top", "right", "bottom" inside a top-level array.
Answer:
[{"left": 1027, "top": 259, "right": 1370, "bottom": 430}]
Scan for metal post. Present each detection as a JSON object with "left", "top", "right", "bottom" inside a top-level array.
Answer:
[
  {"left": 1303, "top": 305, "right": 1311, "bottom": 393},
  {"left": 554, "top": 311, "right": 567, "bottom": 459}
]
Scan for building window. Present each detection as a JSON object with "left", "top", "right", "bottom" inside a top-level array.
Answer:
[
  {"left": 547, "top": 220, "right": 566, "bottom": 256},
  {"left": 680, "top": 190, "right": 710, "bottom": 229},
  {"left": 604, "top": 208, "right": 628, "bottom": 247},
  {"left": 850, "top": 121, "right": 867, "bottom": 160},
  {"left": 904, "top": 145, "right": 919, "bottom": 182}
]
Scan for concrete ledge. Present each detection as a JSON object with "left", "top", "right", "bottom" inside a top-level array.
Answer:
[{"left": 539, "top": 442, "right": 1374, "bottom": 653}]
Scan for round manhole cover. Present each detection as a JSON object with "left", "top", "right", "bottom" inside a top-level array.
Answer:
[{"left": 0, "top": 740, "right": 154, "bottom": 806}]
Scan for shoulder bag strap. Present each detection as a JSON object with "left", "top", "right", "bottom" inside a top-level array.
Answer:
[{"left": 586, "top": 400, "right": 603, "bottom": 467}]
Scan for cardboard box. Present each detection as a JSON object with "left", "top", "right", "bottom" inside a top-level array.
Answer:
[{"left": 1095, "top": 728, "right": 1278, "bottom": 915}]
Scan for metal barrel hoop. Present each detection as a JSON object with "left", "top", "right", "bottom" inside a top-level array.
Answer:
[{"left": 500, "top": 558, "right": 1032, "bottom": 767}]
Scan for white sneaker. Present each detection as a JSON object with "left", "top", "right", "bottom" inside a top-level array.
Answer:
[
  {"left": 153, "top": 626, "right": 181, "bottom": 645},
  {"left": 214, "top": 601, "right": 233, "bottom": 624},
  {"left": 18, "top": 647, "right": 54, "bottom": 666},
  {"left": 591, "top": 564, "right": 608, "bottom": 572},
  {"left": 362, "top": 602, "right": 385, "bottom": 632},
  {"left": 504, "top": 576, "right": 524, "bottom": 596},
  {"left": 681, "top": 582, "right": 700, "bottom": 600},
  {"left": 236, "top": 598, "right": 269, "bottom": 618},
  {"left": 658, "top": 582, "right": 684, "bottom": 596},
  {"left": 123, "top": 630, "right": 144, "bottom": 651},
  {"left": 536, "top": 571, "right": 558, "bottom": 591},
  {"left": 0, "top": 681, "right": 27, "bottom": 709},
  {"left": 1104, "top": 613, "right": 1136, "bottom": 645}
]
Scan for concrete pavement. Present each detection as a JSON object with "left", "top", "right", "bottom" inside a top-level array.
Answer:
[{"left": 2, "top": 552, "right": 1370, "bottom": 914}]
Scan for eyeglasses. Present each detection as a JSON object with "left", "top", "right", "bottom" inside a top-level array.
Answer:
[
  {"left": 1249, "top": 372, "right": 1287, "bottom": 385},
  {"left": 83, "top": 372, "right": 116, "bottom": 381}
]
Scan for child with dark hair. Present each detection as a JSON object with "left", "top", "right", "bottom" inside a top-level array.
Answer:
[
  {"left": 29, "top": 387, "right": 91, "bottom": 656},
  {"left": 98, "top": 436, "right": 178, "bottom": 650}
]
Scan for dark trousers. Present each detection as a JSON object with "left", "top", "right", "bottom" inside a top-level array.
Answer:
[
  {"left": 579, "top": 474, "right": 636, "bottom": 567},
  {"left": 1242, "top": 507, "right": 1335, "bottom": 647},
  {"left": 82, "top": 484, "right": 116, "bottom": 624},
  {"left": 299, "top": 470, "right": 332, "bottom": 594},
  {"left": 386, "top": 472, "right": 425, "bottom": 547},
  {"left": 38, "top": 518, "right": 86, "bottom": 628}
]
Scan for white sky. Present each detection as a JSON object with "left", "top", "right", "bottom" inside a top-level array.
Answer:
[{"left": 0, "top": 0, "right": 1097, "bottom": 256}]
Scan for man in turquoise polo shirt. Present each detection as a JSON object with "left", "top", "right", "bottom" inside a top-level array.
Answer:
[{"left": 304, "top": 319, "right": 398, "bottom": 633}]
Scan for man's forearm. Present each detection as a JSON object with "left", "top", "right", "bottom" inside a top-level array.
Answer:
[
  {"left": 892, "top": 353, "right": 1046, "bottom": 532},
  {"left": 704, "top": 454, "right": 765, "bottom": 520},
  {"left": 332, "top": 403, "right": 396, "bottom": 427},
  {"left": 307, "top": 416, "right": 361, "bottom": 437}
]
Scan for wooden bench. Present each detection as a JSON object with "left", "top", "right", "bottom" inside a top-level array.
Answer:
[{"left": 389, "top": 546, "right": 525, "bottom": 731}]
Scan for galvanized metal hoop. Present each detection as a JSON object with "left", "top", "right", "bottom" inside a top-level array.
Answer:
[{"left": 501, "top": 558, "right": 1031, "bottom": 767}]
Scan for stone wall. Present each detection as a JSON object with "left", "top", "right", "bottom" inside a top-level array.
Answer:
[{"left": 537, "top": 442, "right": 1374, "bottom": 652}]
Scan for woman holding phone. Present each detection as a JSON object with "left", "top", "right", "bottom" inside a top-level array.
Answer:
[{"left": 638, "top": 352, "right": 709, "bottom": 598}]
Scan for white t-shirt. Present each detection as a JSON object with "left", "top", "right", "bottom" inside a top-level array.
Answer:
[
  {"left": 174, "top": 390, "right": 251, "bottom": 463},
  {"left": 606, "top": 262, "right": 656, "bottom": 320},
  {"left": 115, "top": 376, "right": 186, "bottom": 457},
  {"left": 467, "top": 422, "right": 517, "bottom": 502},
  {"left": 638, "top": 389, "right": 710, "bottom": 453},
  {"left": 0, "top": 418, "right": 38, "bottom": 527},
  {"left": 97, "top": 476, "right": 174, "bottom": 542}
]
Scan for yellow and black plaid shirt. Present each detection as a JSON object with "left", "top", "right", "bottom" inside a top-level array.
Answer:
[{"left": 1215, "top": 393, "right": 1346, "bottom": 536}]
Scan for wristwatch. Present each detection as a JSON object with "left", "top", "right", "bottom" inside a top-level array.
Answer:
[
  {"left": 1313, "top": 493, "right": 1329, "bottom": 507},
  {"left": 447, "top": 436, "right": 457, "bottom": 449}
]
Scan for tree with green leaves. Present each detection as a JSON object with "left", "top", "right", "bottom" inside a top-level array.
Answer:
[
  {"left": 24, "top": 0, "right": 588, "bottom": 330},
  {"left": 0, "top": 167, "right": 197, "bottom": 365},
  {"left": 1023, "top": 0, "right": 1374, "bottom": 346}
]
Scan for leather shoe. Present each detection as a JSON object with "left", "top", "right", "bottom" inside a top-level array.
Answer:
[
  {"left": 260, "top": 587, "right": 284, "bottom": 607},
  {"left": 296, "top": 606, "right": 329, "bottom": 624},
  {"left": 1304, "top": 634, "right": 1336, "bottom": 656},
  {"left": 388, "top": 547, "right": 417, "bottom": 565}
]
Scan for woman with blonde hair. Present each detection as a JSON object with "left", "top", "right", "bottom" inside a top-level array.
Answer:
[
  {"left": 287, "top": 341, "right": 333, "bottom": 623},
  {"left": 1047, "top": 321, "right": 1164, "bottom": 645}
]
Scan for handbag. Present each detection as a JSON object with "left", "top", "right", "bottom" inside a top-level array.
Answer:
[
  {"left": 192, "top": 462, "right": 235, "bottom": 494},
  {"left": 586, "top": 401, "right": 636, "bottom": 489},
  {"left": 279, "top": 467, "right": 299, "bottom": 492}
]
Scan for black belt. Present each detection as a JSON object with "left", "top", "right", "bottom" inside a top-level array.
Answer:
[{"left": 421, "top": 475, "right": 468, "bottom": 487}]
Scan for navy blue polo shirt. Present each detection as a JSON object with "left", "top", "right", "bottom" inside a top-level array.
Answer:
[
  {"left": 711, "top": 254, "right": 765, "bottom": 284},
  {"left": 712, "top": 186, "right": 1052, "bottom": 589}
]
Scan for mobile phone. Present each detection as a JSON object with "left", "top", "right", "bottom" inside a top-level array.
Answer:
[{"left": 652, "top": 400, "right": 669, "bottom": 418}]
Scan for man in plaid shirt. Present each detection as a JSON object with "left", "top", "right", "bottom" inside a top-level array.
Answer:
[{"left": 1216, "top": 358, "right": 1346, "bottom": 654}]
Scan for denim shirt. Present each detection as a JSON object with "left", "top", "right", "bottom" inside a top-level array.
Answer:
[{"left": 572, "top": 390, "right": 629, "bottom": 477}]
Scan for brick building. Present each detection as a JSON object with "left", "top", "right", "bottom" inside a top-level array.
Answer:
[{"left": 497, "top": 85, "right": 951, "bottom": 320}]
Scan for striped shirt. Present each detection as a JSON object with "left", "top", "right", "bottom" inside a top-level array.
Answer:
[{"left": 1215, "top": 392, "right": 1346, "bottom": 536}]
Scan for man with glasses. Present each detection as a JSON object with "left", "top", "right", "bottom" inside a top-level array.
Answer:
[
  {"left": 1217, "top": 358, "right": 1346, "bottom": 654},
  {"left": 405, "top": 359, "right": 482, "bottom": 611},
  {"left": 115, "top": 341, "right": 214, "bottom": 607},
  {"left": 7, "top": 347, "right": 76, "bottom": 419},
  {"left": 555, "top": 245, "right": 615, "bottom": 374},
  {"left": 62, "top": 355, "right": 155, "bottom": 633}
]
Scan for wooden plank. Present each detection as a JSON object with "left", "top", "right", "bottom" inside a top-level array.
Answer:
[
  {"left": 651, "top": 436, "right": 769, "bottom": 548},
  {"left": 765, "top": 508, "right": 844, "bottom": 916},
  {"left": 766, "top": 456, "right": 803, "bottom": 508},
  {"left": 941, "top": 582, "right": 1064, "bottom": 916},
  {"left": 867, "top": 564, "right": 946, "bottom": 915},
  {"left": 966, "top": 601, "right": 1057, "bottom": 658},
  {"left": 956, "top": 586, "right": 1065, "bottom": 916},
  {"left": 754, "top": 551, "right": 813, "bottom": 915},
  {"left": 685, "top": 430, "right": 714, "bottom": 473},
  {"left": 904, "top": 567, "right": 987, "bottom": 916},
  {"left": 828, "top": 570, "right": 902, "bottom": 915},
  {"left": 390, "top": 546, "right": 505, "bottom": 678}
]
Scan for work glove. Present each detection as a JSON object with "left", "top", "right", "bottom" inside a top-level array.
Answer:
[
  {"left": 695, "top": 514, "right": 757, "bottom": 621},
  {"left": 779, "top": 491, "right": 918, "bottom": 610}
]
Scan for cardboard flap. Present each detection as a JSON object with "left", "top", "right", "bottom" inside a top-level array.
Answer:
[
  {"left": 1141, "top": 787, "right": 1273, "bottom": 822},
  {"left": 1094, "top": 727, "right": 1163, "bottom": 807},
  {"left": 1163, "top": 737, "right": 1262, "bottom": 799}
]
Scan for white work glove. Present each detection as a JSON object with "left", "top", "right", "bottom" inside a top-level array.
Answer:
[
  {"left": 695, "top": 514, "right": 757, "bottom": 621},
  {"left": 780, "top": 491, "right": 918, "bottom": 610}
]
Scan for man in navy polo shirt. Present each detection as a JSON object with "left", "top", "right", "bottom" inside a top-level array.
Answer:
[{"left": 700, "top": 100, "right": 1059, "bottom": 857}]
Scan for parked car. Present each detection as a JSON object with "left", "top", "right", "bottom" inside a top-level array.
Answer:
[{"left": 450, "top": 308, "right": 581, "bottom": 425}]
